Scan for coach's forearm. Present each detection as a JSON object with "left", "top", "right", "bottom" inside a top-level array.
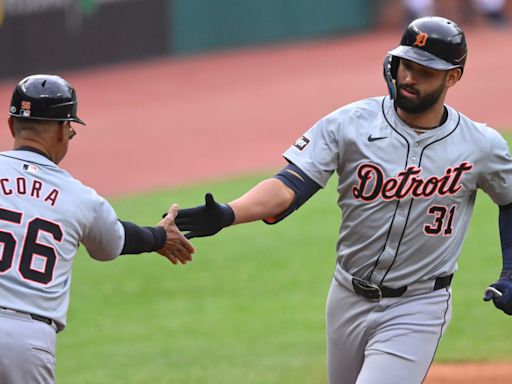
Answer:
[{"left": 229, "top": 178, "right": 295, "bottom": 224}]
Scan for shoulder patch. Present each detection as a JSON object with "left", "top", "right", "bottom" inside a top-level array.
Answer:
[{"left": 293, "top": 135, "right": 310, "bottom": 151}]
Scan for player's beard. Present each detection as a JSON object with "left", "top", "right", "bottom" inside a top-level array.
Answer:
[{"left": 395, "top": 79, "right": 446, "bottom": 114}]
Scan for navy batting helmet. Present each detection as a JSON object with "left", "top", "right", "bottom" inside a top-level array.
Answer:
[
  {"left": 9, "top": 74, "right": 85, "bottom": 125},
  {"left": 384, "top": 16, "right": 467, "bottom": 98}
]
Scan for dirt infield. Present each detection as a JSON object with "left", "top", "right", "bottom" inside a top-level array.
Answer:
[
  {"left": 425, "top": 362, "right": 512, "bottom": 384},
  {"left": 1, "top": 22, "right": 511, "bottom": 383}
]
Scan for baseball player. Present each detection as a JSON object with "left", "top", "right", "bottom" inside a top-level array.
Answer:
[
  {"left": 0, "top": 74, "right": 195, "bottom": 384},
  {"left": 173, "top": 17, "right": 512, "bottom": 383}
]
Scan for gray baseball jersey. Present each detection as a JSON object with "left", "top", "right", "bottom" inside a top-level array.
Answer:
[
  {"left": 284, "top": 96, "right": 512, "bottom": 288},
  {"left": 0, "top": 150, "right": 125, "bottom": 331},
  {"left": 283, "top": 95, "right": 512, "bottom": 383}
]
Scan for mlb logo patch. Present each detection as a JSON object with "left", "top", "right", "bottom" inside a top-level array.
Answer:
[
  {"left": 293, "top": 135, "right": 310, "bottom": 151},
  {"left": 23, "top": 164, "right": 38, "bottom": 173}
]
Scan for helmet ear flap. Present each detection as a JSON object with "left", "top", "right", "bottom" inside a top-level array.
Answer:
[{"left": 383, "top": 54, "right": 399, "bottom": 99}]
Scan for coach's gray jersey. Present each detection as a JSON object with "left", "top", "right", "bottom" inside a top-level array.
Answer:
[
  {"left": 0, "top": 150, "right": 124, "bottom": 331},
  {"left": 284, "top": 96, "right": 512, "bottom": 288}
]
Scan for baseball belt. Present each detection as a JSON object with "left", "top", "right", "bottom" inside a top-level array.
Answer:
[
  {"left": 0, "top": 307, "right": 53, "bottom": 326},
  {"left": 334, "top": 269, "right": 453, "bottom": 301},
  {"left": 351, "top": 275, "right": 453, "bottom": 301}
]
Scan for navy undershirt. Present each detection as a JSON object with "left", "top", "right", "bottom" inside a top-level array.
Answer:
[{"left": 120, "top": 221, "right": 166, "bottom": 255}]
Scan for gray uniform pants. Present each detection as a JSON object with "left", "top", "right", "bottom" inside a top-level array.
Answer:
[
  {"left": 0, "top": 308, "right": 57, "bottom": 384},
  {"left": 326, "top": 275, "right": 452, "bottom": 384}
]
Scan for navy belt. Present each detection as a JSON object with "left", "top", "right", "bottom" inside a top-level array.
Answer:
[
  {"left": 351, "top": 274, "right": 453, "bottom": 301},
  {"left": 30, "top": 313, "right": 53, "bottom": 325},
  {"left": 1, "top": 307, "right": 53, "bottom": 325}
]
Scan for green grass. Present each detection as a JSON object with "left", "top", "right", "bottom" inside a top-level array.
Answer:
[{"left": 57, "top": 170, "right": 512, "bottom": 383}]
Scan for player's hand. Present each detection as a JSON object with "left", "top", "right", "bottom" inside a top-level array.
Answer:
[
  {"left": 157, "top": 204, "right": 195, "bottom": 264},
  {"left": 483, "top": 270, "right": 512, "bottom": 315},
  {"left": 174, "top": 193, "right": 235, "bottom": 239}
]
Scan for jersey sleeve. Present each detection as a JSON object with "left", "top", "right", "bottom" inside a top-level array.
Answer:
[
  {"left": 81, "top": 196, "right": 125, "bottom": 261},
  {"left": 477, "top": 127, "right": 512, "bottom": 205},
  {"left": 282, "top": 112, "right": 341, "bottom": 187}
]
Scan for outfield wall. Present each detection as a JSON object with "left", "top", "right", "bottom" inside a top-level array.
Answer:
[
  {"left": 0, "top": 0, "right": 372, "bottom": 79},
  {"left": 171, "top": 0, "right": 371, "bottom": 54},
  {"left": 3, "top": 0, "right": 510, "bottom": 80},
  {"left": 0, "top": 0, "right": 170, "bottom": 79}
]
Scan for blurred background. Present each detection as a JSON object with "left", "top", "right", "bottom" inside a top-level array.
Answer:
[
  {"left": 1, "top": 2, "right": 511, "bottom": 383},
  {"left": 0, "top": 0, "right": 510, "bottom": 80}
]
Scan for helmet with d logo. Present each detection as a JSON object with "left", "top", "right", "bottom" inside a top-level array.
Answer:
[{"left": 383, "top": 16, "right": 467, "bottom": 98}]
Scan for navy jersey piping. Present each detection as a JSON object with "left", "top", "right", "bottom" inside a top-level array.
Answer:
[
  {"left": 420, "top": 288, "right": 451, "bottom": 384},
  {"left": 379, "top": 112, "right": 461, "bottom": 285},
  {"left": 368, "top": 98, "right": 410, "bottom": 281},
  {"left": 0, "top": 153, "right": 58, "bottom": 168}
]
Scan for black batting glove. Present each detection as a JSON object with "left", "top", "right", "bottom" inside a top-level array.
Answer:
[
  {"left": 172, "top": 193, "right": 235, "bottom": 239},
  {"left": 483, "top": 270, "right": 512, "bottom": 315}
]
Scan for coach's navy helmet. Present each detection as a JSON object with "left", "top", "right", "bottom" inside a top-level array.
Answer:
[{"left": 9, "top": 74, "right": 86, "bottom": 125}]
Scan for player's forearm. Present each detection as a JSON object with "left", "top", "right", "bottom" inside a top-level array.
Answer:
[{"left": 229, "top": 178, "right": 295, "bottom": 224}]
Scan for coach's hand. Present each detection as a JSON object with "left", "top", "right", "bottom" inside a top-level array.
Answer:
[
  {"left": 174, "top": 193, "right": 235, "bottom": 239},
  {"left": 483, "top": 270, "right": 512, "bottom": 315},
  {"left": 158, "top": 204, "right": 195, "bottom": 264}
]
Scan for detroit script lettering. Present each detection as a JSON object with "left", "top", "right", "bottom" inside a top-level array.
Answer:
[{"left": 352, "top": 162, "right": 473, "bottom": 201}]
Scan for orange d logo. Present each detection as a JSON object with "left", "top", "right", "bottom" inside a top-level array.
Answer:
[{"left": 413, "top": 32, "right": 428, "bottom": 47}]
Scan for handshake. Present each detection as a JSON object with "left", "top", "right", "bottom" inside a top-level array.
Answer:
[{"left": 165, "top": 193, "right": 234, "bottom": 239}]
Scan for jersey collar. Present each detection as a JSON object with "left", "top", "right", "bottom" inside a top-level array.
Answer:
[
  {"left": 2, "top": 148, "right": 58, "bottom": 167},
  {"left": 15, "top": 146, "right": 52, "bottom": 161},
  {"left": 382, "top": 96, "right": 458, "bottom": 143}
]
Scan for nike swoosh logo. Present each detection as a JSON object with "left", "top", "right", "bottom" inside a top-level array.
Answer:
[{"left": 368, "top": 135, "right": 388, "bottom": 142}]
